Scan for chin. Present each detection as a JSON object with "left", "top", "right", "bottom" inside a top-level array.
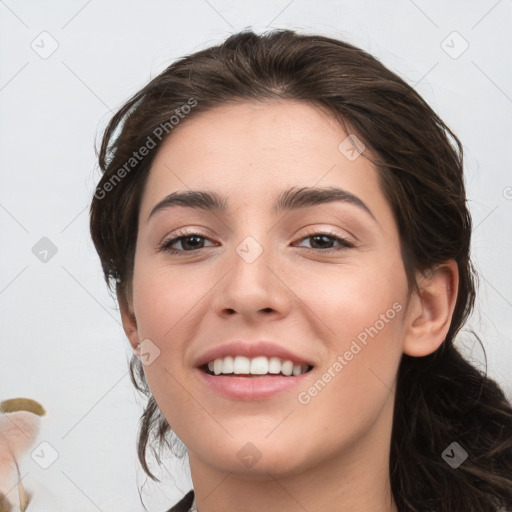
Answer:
[{"left": 195, "top": 437, "right": 312, "bottom": 478}]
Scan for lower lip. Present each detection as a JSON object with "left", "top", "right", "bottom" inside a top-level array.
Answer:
[{"left": 196, "top": 369, "right": 313, "bottom": 400}]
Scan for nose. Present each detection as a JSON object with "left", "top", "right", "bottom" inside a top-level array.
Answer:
[{"left": 212, "top": 235, "right": 292, "bottom": 322}]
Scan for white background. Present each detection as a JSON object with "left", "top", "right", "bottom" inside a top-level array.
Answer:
[{"left": 1, "top": 1, "right": 511, "bottom": 510}]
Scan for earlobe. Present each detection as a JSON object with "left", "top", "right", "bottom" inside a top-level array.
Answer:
[
  {"left": 117, "top": 289, "right": 141, "bottom": 356},
  {"left": 403, "top": 260, "right": 459, "bottom": 357}
]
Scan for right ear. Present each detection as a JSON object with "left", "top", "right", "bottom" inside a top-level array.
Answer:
[{"left": 117, "top": 288, "right": 141, "bottom": 356}]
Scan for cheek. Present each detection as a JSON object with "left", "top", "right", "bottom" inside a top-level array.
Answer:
[
  {"left": 131, "top": 265, "right": 196, "bottom": 425},
  {"left": 305, "top": 250, "right": 407, "bottom": 336},
  {"left": 130, "top": 259, "right": 220, "bottom": 406},
  {"left": 303, "top": 254, "right": 407, "bottom": 407},
  {"left": 297, "top": 305, "right": 405, "bottom": 449},
  {"left": 132, "top": 259, "right": 203, "bottom": 340}
]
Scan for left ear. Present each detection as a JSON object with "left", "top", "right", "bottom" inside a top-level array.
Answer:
[{"left": 403, "top": 259, "right": 459, "bottom": 357}]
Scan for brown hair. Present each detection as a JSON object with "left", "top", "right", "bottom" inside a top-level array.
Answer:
[{"left": 89, "top": 29, "right": 512, "bottom": 511}]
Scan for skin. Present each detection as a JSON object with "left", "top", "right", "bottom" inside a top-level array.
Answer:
[{"left": 119, "top": 100, "right": 458, "bottom": 512}]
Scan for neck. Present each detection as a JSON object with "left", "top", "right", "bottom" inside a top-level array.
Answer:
[{"left": 187, "top": 396, "right": 398, "bottom": 512}]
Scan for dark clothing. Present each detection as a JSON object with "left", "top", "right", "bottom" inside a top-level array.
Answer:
[{"left": 165, "top": 490, "right": 194, "bottom": 512}]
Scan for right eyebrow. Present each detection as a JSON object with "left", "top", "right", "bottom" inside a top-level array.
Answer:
[{"left": 147, "top": 190, "right": 228, "bottom": 223}]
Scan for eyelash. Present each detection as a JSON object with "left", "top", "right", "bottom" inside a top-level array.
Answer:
[{"left": 158, "top": 228, "right": 355, "bottom": 255}]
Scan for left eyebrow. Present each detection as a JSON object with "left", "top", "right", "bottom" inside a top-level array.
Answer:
[
  {"left": 146, "top": 186, "right": 376, "bottom": 223},
  {"left": 272, "top": 186, "right": 375, "bottom": 220}
]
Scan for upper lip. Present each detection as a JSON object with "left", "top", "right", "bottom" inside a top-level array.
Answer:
[{"left": 194, "top": 340, "right": 314, "bottom": 368}]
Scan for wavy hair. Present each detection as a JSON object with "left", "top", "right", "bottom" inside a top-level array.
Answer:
[{"left": 89, "top": 29, "right": 512, "bottom": 511}]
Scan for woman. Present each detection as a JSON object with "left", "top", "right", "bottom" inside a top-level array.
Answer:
[{"left": 89, "top": 29, "right": 512, "bottom": 512}]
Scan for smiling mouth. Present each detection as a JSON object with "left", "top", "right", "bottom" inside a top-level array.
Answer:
[{"left": 199, "top": 355, "right": 314, "bottom": 377}]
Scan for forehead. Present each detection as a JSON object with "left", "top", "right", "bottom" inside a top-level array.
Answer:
[
  {"left": 140, "top": 100, "right": 388, "bottom": 219},
  {"left": 152, "top": 99, "right": 353, "bottom": 172}
]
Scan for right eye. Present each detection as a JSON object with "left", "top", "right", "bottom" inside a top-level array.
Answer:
[{"left": 159, "top": 230, "right": 216, "bottom": 254}]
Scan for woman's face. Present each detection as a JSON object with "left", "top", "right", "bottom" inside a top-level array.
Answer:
[{"left": 128, "top": 100, "right": 412, "bottom": 477}]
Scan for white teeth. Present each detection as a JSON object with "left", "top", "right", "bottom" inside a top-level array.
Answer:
[
  {"left": 250, "top": 356, "right": 268, "bottom": 374},
  {"left": 281, "top": 360, "right": 293, "bottom": 376},
  {"left": 268, "top": 357, "right": 281, "bottom": 374},
  {"left": 214, "top": 358, "right": 223, "bottom": 375},
  {"left": 233, "top": 355, "right": 250, "bottom": 374},
  {"left": 222, "top": 355, "right": 234, "bottom": 373},
  {"left": 204, "top": 355, "right": 310, "bottom": 376}
]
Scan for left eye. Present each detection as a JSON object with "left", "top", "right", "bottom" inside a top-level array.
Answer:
[{"left": 294, "top": 233, "right": 353, "bottom": 251}]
